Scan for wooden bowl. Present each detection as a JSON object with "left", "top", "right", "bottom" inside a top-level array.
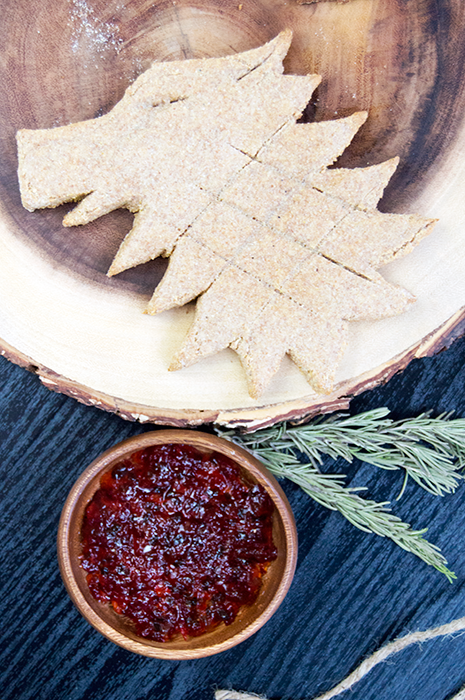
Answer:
[{"left": 57, "top": 429, "right": 297, "bottom": 658}]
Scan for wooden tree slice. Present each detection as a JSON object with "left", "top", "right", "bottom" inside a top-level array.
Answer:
[{"left": 1, "top": 0, "right": 465, "bottom": 429}]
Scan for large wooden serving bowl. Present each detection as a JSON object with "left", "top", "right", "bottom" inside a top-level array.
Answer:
[
  {"left": 57, "top": 430, "right": 297, "bottom": 658},
  {"left": 1, "top": 0, "right": 465, "bottom": 429}
]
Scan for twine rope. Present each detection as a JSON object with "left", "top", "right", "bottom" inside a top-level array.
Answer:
[{"left": 215, "top": 614, "right": 465, "bottom": 700}]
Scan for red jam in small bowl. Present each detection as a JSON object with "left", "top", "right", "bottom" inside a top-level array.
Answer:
[{"left": 79, "top": 443, "right": 278, "bottom": 642}]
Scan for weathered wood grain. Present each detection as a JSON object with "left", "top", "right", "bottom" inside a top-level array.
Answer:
[{"left": 2, "top": 334, "right": 465, "bottom": 700}]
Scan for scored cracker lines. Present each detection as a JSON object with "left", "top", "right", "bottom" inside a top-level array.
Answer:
[
  {"left": 149, "top": 114, "right": 396, "bottom": 320},
  {"left": 147, "top": 109, "right": 369, "bottom": 314}
]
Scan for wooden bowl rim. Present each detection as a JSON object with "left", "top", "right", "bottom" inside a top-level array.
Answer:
[{"left": 57, "top": 429, "right": 298, "bottom": 658}]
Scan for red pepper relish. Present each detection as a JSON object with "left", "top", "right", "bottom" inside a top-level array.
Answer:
[{"left": 80, "top": 443, "right": 277, "bottom": 641}]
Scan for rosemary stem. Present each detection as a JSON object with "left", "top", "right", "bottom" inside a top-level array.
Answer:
[{"left": 216, "top": 408, "right": 465, "bottom": 581}]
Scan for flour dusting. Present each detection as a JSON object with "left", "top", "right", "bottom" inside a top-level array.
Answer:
[{"left": 69, "top": 0, "right": 122, "bottom": 54}]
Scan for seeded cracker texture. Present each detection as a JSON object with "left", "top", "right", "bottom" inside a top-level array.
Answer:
[{"left": 16, "top": 30, "right": 436, "bottom": 398}]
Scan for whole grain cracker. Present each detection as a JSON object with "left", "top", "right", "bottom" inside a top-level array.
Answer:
[{"left": 17, "top": 31, "right": 436, "bottom": 397}]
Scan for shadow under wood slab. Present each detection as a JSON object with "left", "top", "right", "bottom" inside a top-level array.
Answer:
[{"left": 1, "top": 0, "right": 465, "bottom": 428}]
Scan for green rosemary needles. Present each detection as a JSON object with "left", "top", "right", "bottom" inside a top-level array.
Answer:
[{"left": 218, "top": 409, "right": 465, "bottom": 581}]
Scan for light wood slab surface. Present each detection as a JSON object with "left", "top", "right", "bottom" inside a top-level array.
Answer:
[{"left": 1, "top": 0, "right": 464, "bottom": 428}]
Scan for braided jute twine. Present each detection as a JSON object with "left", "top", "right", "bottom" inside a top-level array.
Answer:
[{"left": 215, "top": 614, "right": 465, "bottom": 700}]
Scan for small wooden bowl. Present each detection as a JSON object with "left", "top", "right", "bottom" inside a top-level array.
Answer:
[{"left": 57, "top": 429, "right": 297, "bottom": 658}]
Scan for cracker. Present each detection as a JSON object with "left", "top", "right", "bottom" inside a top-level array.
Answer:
[{"left": 17, "top": 30, "right": 436, "bottom": 397}]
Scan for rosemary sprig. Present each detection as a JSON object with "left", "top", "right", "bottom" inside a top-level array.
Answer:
[
  {"left": 216, "top": 409, "right": 465, "bottom": 581},
  {"left": 232, "top": 408, "right": 465, "bottom": 498}
]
